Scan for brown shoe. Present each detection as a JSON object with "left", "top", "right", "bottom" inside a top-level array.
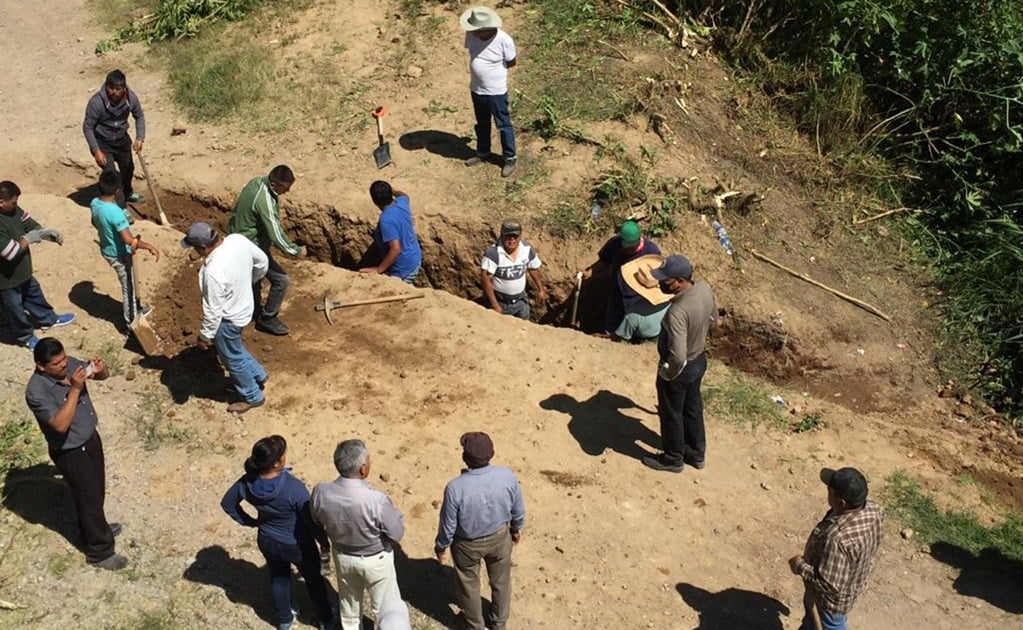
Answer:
[{"left": 227, "top": 400, "right": 265, "bottom": 414}]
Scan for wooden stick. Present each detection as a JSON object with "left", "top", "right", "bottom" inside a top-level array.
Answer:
[
  {"left": 748, "top": 249, "right": 891, "bottom": 322},
  {"left": 852, "top": 206, "right": 918, "bottom": 225}
]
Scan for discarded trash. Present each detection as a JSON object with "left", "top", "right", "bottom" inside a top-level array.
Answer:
[
  {"left": 896, "top": 343, "right": 907, "bottom": 349},
  {"left": 712, "top": 220, "right": 736, "bottom": 256},
  {"left": 771, "top": 394, "right": 786, "bottom": 407},
  {"left": 855, "top": 348, "right": 865, "bottom": 356},
  {"left": 590, "top": 201, "right": 603, "bottom": 219}
]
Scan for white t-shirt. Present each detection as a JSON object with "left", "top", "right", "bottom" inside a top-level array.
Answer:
[
  {"left": 199, "top": 233, "right": 269, "bottom": 339},
  {"left": 465, "top": 29, "right": 516, "bottom": 95},
  {"left": 481, "top": 240, "right": 541, "bottom": 297}
]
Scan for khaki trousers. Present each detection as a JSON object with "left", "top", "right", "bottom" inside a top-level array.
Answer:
[
  {"left": 334, "top": 549, "right": 401, "bottom": 630},
  {"left": 452, "top": 526, "right": 513, "bottom": 630}
]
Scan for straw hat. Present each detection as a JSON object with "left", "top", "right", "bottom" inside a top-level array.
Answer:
[
  {"left": 621, "top": 254, "right": 672, "bottom": 306},
  {"left": 460, "top": 6, "right": 502, "bottom": 31}
]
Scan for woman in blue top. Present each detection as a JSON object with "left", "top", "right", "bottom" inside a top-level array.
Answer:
[{"left": 221, "top": 435, "right": 336, "bottom": 630}]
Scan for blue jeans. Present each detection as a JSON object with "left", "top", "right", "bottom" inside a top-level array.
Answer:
[
  {"left": 257, "top": 532, "right": 334, "bottom": 626},
  {"left": 255, "top": 251, "right": 290, "bottom": 320},
  {"left": 471, "top": 92, "right": 516, "bottom": 161},
  {"left": 0, "top": 276, "right": 57, "bottom": 344},
  {"left": 213, "top": 320, "right": 267, "bottom": 404},
  {"left": 801, "top": 601, "right": 848, "bottom": 630},
  {"left": 388, "top": 264, "right": 421, "bottom": 285}
]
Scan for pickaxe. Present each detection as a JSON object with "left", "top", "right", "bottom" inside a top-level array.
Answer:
[{"left": 315, "top": 292, "right": 425, "bottom": 325}]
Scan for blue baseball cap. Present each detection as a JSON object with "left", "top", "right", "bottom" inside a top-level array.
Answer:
[{"left": 650, "top": 255, "right": 693, "bottom": 281}]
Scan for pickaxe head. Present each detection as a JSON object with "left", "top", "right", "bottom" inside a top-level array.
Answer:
[{"left": 323, "top": 293, "right": 333, "bottom": 326}]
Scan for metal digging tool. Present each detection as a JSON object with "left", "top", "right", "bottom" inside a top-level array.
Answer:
[
  {"left": 129, "top": 249, "right": 160, "bottom": 354},
  {"left": 371, "top": 106, "right": 392, "bottom": 169},
  {"left": 570, "top": 271, "right": 583, "bottom": 328},
  {"left": 135, "top": 149, "right": 170, "bottom": 226},
  {"left": 316, "top": 292, "right": 424, "bottom": 325}
]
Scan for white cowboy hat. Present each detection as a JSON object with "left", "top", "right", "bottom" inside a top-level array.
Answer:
[
  {"left": 460, "top": 6, "right": 502, "bottom": 31},
  {"left": 621, "top": 254, "right": 673, "bottom": 306}
]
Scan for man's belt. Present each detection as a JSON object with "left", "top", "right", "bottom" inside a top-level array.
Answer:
[{"left": 496, "top": 292, "right": 526, "bottom": 305}]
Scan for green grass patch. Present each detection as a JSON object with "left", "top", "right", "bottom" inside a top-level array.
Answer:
[
  {"left": 48, "top": 554, "right": 73, "bottom": 578},
  {"left": 160, "top": 30, "right": 274, "bottom": 121},
  {"left": 704, "top": 369, "right": 787, "bottom": 431},
  {"left": 135, "top": 388, "right": 199, "bottom": 451},
  {"left": 884, "top": 471, "right": 1023, "bottom": 562},
  {"left": 0, "top": 402, "right": 46, "bottom": 478}
]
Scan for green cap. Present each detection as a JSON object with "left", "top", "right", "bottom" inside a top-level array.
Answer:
[{"left": 620, "top": 220, "right": 641, "bottom": 246}]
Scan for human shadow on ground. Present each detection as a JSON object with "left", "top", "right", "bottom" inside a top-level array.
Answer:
[
  {"left": 398, "top": 130, "right": 475, "bottom": 161},
  {"left": 67, "top": 182, "right": 132, "bottom": 212},
  {"left": 930, "top": 541, "right": 1023, "bottom": 613},
  {"left": 394, "top": 544, "right": 458, "bottom": 628},
  {"left": 183, "top": 545, "right": 276, "bottom": 625},
  {"left": 677, "top": 583, "right": 791, "bottom": 629},
  {"left": 140, "top": 346, "right": 233, "bottom": 404},
  {"left": 2, "top": 463, "right": 80, "bottom": 548},
  {"left": 540, "top": 390, "right": 660, "bottom": 461},
  {"left": 69, "top": 280, "right": 124, "bottom": 331}
]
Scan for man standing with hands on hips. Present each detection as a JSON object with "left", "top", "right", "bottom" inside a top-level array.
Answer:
[
  {"left": 642, "top": 255, "right": 717, "bottom": 473},
  {"left": 460, "top": 6, "right": 518, "bottom": 178},
  {"left": 26, "top": 337, "right": 127, "bottom": 570},
  {"left": 435, "top": 432, "right": 525, "bottom": 630}
]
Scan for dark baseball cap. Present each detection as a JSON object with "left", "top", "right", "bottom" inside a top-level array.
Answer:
[
  {"left": 500, "top": 220, "right": 522, "bottom": 237},
  {"left": 181, "top": 222, "right": 218, "bottom": 248},
  {"left": 820, "top": 467, "right": 868, "bottom": 507},
  {"left": 650, "top": 254, "right": 693, "bottom": 281}
]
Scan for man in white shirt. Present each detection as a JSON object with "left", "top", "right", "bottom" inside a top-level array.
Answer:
[
  {"left": 460, "top": 6, "right": 518, "bottom": 178},
  {"left": 182, "top": 222, "right": 269, "bottom": 414},
  {"left": 480, "top": 220, "right": 547, "bottom": 320}
]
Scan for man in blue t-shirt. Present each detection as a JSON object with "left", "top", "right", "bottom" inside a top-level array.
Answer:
[
  {"left": 90, "top": 170, "right": 160, "bottom": 328},
  {"left": 360, "top": 181, "right": 423, "bottom": 283}
]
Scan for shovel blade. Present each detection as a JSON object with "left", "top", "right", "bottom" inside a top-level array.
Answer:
[
  {"left": 373, "top": 142, "right": 392, "bottom": 169},
  {"left": 130, "top": 313, "right": 160, "bottom": 355}
]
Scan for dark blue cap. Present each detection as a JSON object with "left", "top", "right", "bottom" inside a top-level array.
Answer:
[{"left": 650, "top": 255, "right": 693, "bottom": 281}]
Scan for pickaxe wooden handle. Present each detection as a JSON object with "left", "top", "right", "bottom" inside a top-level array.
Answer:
[{"left": 315, "top": 293, "right": 424, "bottom": 325}]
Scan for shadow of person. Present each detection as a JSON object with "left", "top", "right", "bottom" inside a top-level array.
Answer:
[
  {"left": 2, "top": 463, "right": 80, "bottom": 548},
  {"left": 930, "top": 541, "right": 1023, "bottom": 613},
  {"left": 540, "top": 390, "right": 660, "bottom": 461},
  {"left": 183, "top": 545, "right": 276, "bottom": 624},
  {"left": 398, "top": 130, "right": 475, "bottom": 161},
  {"left": 393, "top": 544, "right": 457, "bottom": 628},
  {"left": 677, "top": 582, "right": 790, "bottom": 629},
  {"left": 69, "top": 281, "right": 125, "bottom": 331},
  {"left": 139, "top": 346, "right": 233, "bottom": 404},
  {"left": 67, "top": 182, "right": 129, "bottom": 211}
]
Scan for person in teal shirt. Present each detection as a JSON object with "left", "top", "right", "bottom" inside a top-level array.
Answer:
[{"left": 90, "top": 170, "right": 160, "bottom": 328}]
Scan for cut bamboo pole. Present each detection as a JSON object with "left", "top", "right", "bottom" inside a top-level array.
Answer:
[{"left": 748, "top": 249, "right": 891, "bottom": 322}]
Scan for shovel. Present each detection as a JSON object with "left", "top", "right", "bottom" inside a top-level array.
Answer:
[
  {"left": 316, "top": 292, "right": 423, "bottom": 325},
  {"left": 129, "top": 249, "right": 160, "bottom": 355},
  {"left": 371, "top": 106, "right": 392, "bottom": 169},
  {"left": 134, "top": 149, "right": 170, "bottom": 226}
]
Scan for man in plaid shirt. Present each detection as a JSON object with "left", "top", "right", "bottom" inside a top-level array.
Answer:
[{"left": 789, "top": 467, "right": 884, "bottom": 630}]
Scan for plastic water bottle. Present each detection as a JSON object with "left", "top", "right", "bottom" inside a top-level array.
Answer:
[
  {"left": 712, "top": 220, "right": 735, "bottom": 256},
  {"left": 590, "top": 201, "right": 603, "bottom": 219}
]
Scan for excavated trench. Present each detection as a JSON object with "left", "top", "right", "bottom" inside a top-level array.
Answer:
[{"left": 136, "top": 188, "right": 832, "bottom": 391}]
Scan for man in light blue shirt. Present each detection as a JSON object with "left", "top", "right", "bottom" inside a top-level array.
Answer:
[{"left": 435, "top": 432, "right": 525, "bottom": 630}]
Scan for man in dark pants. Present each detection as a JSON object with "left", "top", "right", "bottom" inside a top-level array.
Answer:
[
  {"left": 83, "top": 69, "right": 146, "bottom": 204},
  {"left": 435, "top": 432, "right": 526, "bottom": 630},
  {"left": 643, "top": 255, "right": 717, "bottom": 473},
  {"left": 228, "top": 165, "right": 307, "bottom": 336},
  {"left": 25, "top": 337, "right": 126, "bottom": 570}
]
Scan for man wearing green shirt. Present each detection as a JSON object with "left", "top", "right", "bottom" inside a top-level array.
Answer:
[{"left": 228, "top": 165, "right": 307, "bottom": 336}]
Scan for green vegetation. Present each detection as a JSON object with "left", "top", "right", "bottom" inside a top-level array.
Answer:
[
  {"left": 95, "top": 0, "right": 269, "bottom": 51},
  {"left": 885, "top": 471, "right": 1023, "bottom": 562},
  {"left": 135, "top": 388, "right": 198, "bottom": 451},
  {"left": 704, "top": 369, "right": 787, "bottom": 431},
  {"left": 48, "top": 554, "right": 73, "bottom": 578},
  {"left": 792, "top": 411, "right": 825, "bottom": 433},
  {"left": 0, "top": 403, "right": 45, "bottom": 478},
  {"left": 645, "top": 0, "right": 1023, "bottom": 418}
]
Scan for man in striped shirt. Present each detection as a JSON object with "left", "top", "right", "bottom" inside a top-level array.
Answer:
[
  {"left": 790, "top": 467, "right": 884, "bottom": 630},
  {"left": 480, "top": 220, "right": 547, "bottom": 320},
  {"left": 0, "top": 181, "right": 75, "bottom": 350},
  {"left": 229, "top": 165, "right": 307, "bottom": 336}
]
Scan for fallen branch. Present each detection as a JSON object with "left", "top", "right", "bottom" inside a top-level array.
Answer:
[
  {"left": 597, "top": 39, "right": 631, "bottom": 61},
  {"left": 0, "top": 599, "right": 24, "bottom": 610},
  {"left": 748, "top": 249, "right": 892, "bottom": 322},
  {"left": 852, "top": 206, "right": 918, "bottom": 225}
]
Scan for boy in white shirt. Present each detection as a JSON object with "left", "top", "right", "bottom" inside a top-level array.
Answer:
[{"left": 460, "top": 7, "right": 518, "bottom": 177}]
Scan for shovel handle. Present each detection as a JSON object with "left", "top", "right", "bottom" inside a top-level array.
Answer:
[{"left": 372, "top": 106, "right": 387, "bottom": 119}]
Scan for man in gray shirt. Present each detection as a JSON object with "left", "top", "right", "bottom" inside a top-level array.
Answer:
[
  {"left": 25, "top": 337, "right": 126, "bottom": 570},
  {"left": 83, "top": 69, "right": 146, "bottom": 204},
  {"left": 311, "top": 439, "right": 404, "bottom": 630},
  {"left": 643, "top": 255, "right": 718, "bottom": 473},
  {"left": 435, "top": 432, "right": 525, "bottom": 630}
]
